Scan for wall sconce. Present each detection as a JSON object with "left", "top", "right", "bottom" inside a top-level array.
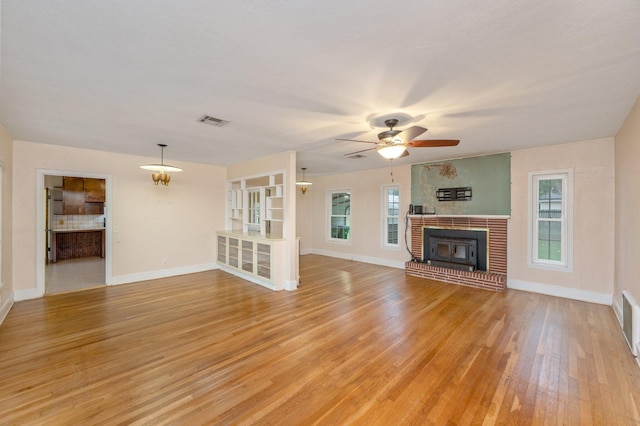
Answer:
[
  {"left": 140, "top": 144, "right": 183, "bottom": 186},
  {"left": 296, "top": 167, "right": 313, "bottom": 194}
]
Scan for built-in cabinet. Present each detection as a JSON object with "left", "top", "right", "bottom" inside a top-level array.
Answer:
[
  {"left": 226, "top": 172, "right": 284, "bottom": 238},
  {"left": 218, "top": 170, "right": 292, "bottom": 290},
  {"left": 216, "top": 232, "right": 286, "bottom": 290}
]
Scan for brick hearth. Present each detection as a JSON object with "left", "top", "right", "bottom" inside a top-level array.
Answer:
[{"left": 406, "top": 216, "right": 508, "bottom": 291}]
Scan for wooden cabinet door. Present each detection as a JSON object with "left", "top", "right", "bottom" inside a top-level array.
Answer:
[
  {"left": 63, "top": 177, "right": 85, "bottom": 214},
  {"left": 84, "top": 178, "right": 105, "bottom": 202}
]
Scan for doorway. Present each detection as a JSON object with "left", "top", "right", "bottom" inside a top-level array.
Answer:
[{"left": 36, "top": 170, "right": 112, "bottom": 296}]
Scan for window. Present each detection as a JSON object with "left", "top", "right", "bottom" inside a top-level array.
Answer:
[
  {"left": 529, "top": 170, "right": 573, "bottom": 271},
  {"left": 383, "top": 185, "right": 400, "bottom": 248},
  {"left": 328, "top": 190, "right": 351, "bottom": 242}
]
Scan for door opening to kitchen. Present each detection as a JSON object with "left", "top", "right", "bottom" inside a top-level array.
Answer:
[{"left": 45, "top": 174, "right": 107, "bottom": 294}]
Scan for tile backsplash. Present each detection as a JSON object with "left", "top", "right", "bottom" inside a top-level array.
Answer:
[{"left": 53, "top": 214, "right": 105, "bottom": 230}]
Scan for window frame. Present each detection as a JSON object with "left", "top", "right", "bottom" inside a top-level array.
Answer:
[
  {"left": 528, "top": 169, "right": 573, "bottom": 272},
  {"left": 327, "top": 189, "right": 351, "bottom": 244},
  {"left": 382, "top": 184, "right": 400, "bottom": 249}
]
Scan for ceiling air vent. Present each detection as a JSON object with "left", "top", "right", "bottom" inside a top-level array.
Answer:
[{"left": 198, "top": 115, "right": 230, "bottom": 127}]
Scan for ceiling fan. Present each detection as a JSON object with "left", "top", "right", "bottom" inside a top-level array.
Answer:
[{"left": 336, "top": 118, "right": 460, "bottom": 159}]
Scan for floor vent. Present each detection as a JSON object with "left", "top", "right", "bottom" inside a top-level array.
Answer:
[
  {"left": 198, "top": 115, "right": 230, "bottom": 127},
  {"left": 622, "top": 290, "right": 640, "bottom": 356}
]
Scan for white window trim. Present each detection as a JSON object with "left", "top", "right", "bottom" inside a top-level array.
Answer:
[
  {"left": 326, "top": 188, "right": 351, "bottom": 245},
  {"left": 382, "top": 184, "right": 400, "bottom": 250},
  {"left": 527, "top": 169, "right": 573, "bottom": 272}
]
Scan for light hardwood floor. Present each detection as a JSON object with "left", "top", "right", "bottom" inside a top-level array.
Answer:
[{"left": 1, "top": 255, "right": 639, "bottom": 425}]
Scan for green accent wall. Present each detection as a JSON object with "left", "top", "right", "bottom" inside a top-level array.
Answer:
[{"left": 411, "top": 153, "right": 511, "bottom": 215}]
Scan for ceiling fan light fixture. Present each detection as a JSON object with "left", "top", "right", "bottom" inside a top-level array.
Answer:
[{"left": 377, "top": 144, "right": 407, "bottom": 159}]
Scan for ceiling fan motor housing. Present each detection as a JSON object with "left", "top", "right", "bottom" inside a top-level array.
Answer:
[
  {"left": 378, "top": 119, "right": 403, "bottom": 143},
  {"left": 378, "top": 129, "right": 402, "bottom": 143}
]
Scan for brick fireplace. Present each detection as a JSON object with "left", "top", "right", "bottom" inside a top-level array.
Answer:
[{"left": 406, "top": 216, "right": 508, "bottom": 291}]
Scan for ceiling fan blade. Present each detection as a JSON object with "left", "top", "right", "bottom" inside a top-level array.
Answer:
[
  {"left": 408, "top": 139, "right": 460, "bottom": 148},
  {"left": 335, "top": 138, "right": 378, "bottom": 144},
  {"left": 396, "top": 126, "right": 427, "bottom": 143},
  {"left": 399, "top": 149, "right": 410, "bottom": 158},
  {"left": 344, "top": 147, "right": 376, "bottom": 156}
]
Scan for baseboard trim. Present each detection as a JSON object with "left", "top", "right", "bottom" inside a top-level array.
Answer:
[
  {"left": 14, "top": 287, "right": 44, "bottom": 302},
  {"left": 217, "top": 264, "right": 277, "bottom": 291},
  {"left": 507, "top": 278, "right": 613, "bottom": 305},
  {"left": 111, "top": 263, "right": 218, "bottom": 286},
  {"left": 0, "top": 292, "right": 14, "bottom": 325},
  {"left": 613, "top": 295, "right": 623, "bottom": 327},
  {"left": 308, "top": 249, "right": 406, "bottom": 269},
  {"left": 284, "top": 280, "right": 298, "bottom": 291}
]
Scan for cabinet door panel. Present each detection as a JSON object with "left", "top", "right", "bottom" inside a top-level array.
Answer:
[
  {"left": 62, "top": 177, "right": 85, "bottom": 214},
  {"left": 84, "top": 178, "right": 106, "bottom": 202},
  {"left": 84, "top": 202, "right": 104, "bottom": 215}
]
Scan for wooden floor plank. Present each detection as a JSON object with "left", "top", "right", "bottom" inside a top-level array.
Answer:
[{"left": 1, "top": 255, "right": 640, "bottom": 425}]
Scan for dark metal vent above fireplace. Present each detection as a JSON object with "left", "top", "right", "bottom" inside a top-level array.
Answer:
[{"left": 423, "top": 227, "right": 488, "bottom": 272}]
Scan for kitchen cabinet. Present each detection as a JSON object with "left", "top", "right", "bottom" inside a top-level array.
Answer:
[
  {"left": 61, "top": 177, "right": 105, "bottom": 215},
  {"left": 62, "top": 177, "right": 86, "bottom": 214},
  {"left": 84, "top": 178, "right": 106, "bottom": 202},
  {"left": 52, "top": 229, "right": 105, "bottom": 262}
]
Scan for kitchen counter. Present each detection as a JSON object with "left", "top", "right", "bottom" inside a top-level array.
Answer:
[{"left": 51, "top": 228, "right": 105, "bottom": 262}]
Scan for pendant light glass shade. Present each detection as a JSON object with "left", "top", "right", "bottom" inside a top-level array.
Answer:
[
  {"left": 296, "top": 167, "right": 313, "bottom": 194},
  {"left": 140, "top": 144, "right": 182, "bottom": 185}
]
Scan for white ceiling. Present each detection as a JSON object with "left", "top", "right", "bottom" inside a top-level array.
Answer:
[{"left": 1, "top": 1, "right": 639, "bottom": 176}]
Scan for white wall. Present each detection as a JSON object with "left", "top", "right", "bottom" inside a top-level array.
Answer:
[
  {"left": 614, "top": 95, "right": 640, "bottom": 310},
  {"left": 12, "top": 140, "right": 226, "bottom": 297},
  {"left": 508, "top": 138, "right": 615, "bottom": 304},
  {"left": 306, "top": 164, "right": 412, "bottom": 268}
]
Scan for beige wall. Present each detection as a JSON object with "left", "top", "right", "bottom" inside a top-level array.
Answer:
[
  {"left": 0, "top": 125, "right": 14, "bottom": 319},
  {"left": 306, "top": 164, "right": 412, "bottom": 268},
  {"left": 614, "top": 96, "right": 640, "bottom": 307},
  {"left": 12, "top": 140, "right": 226, "bottom": 296},
  {"left": 509, "top": 138, "right": 615, "bottom": 299},
  {"left": 296, "top": 185, "right": 314, "bottom": 253}
]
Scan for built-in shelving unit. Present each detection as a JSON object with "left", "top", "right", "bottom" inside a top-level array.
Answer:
[
  {"left": 216, "top": 231, "right": 286, "bottom": 290},
  {"left": 225, "top": 172, "right": 284, "bottom": 238},
  {"left": 219, "top": 170, "right": 290, "bottom": 290}
]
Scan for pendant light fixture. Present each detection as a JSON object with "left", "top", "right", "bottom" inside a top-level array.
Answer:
[
  {"left": 296, "top": 167, "right": 313, "bottom": 194},
  {"left": 140, "top": 144, "right": 183, "bottom": 186}
]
